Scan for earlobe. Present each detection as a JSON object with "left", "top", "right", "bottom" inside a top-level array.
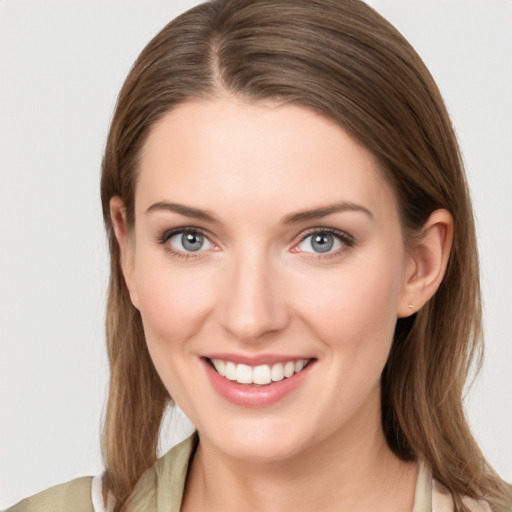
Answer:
[
  {"left": 110, "top": 196, "right": 139, "bottom": 309},
  {"left": 397, "top": 209, "right": 453, "bottom": 318}
]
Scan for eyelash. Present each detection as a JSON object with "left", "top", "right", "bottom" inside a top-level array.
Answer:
[
  {"left": 295, "top": 227, "right": 355, "bottom": 260},
  {"left": 156, "top": 227, "right": 213, "bottom": 260},
  {"left": 156, "top": 227, "right": 355, "bottom": 261}
]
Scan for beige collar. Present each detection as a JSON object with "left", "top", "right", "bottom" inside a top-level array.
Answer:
[{"left": 412, "top": 459, "right": 432, "bottom": 512}]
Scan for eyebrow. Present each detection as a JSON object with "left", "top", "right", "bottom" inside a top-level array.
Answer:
[
  {"left": 145, "top": 202, "right": 219, "bottom": 223},
  {"left": 281, "top": 202, "right": 374, "bottom": 224},
  {"left": 145, "top": 200, "right": 374, "bottom": 225}
]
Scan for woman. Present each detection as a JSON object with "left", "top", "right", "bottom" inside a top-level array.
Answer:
[{"left": 7, "top": 0, "right": 511, "bottom": 511}]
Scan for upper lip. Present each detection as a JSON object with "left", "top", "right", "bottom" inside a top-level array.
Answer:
[{"left": 203, "top": 353, "right": 315, "bottom": 366}]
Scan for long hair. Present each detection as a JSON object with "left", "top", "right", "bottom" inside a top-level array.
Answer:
[{"left": 100, "top": 1, "right": 512, "bottom": 510}]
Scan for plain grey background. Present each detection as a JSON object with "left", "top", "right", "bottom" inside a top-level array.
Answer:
[{"left": 1, "top": 0, "right": 511, "bottom": 507}]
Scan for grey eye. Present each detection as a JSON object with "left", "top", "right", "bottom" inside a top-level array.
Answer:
[
  {"left": 182, "top": 232, "right": 204, "bottom": 251},
  {"left": 297, "top": 232, "right": 344, "bottom": 254},
  {"left": 169, "top": 231, "right": 212, "bottom": 252},
  {"left": 310, "top": 233, "right": 334, "bottom": 253}
]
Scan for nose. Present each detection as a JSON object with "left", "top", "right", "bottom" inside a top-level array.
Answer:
[{"left": 218, "top": 247, "right": 290, "bottom": 343}]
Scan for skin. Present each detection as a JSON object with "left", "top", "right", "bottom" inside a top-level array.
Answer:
[{"left": 111, "top": 96, "right": 453, "bottom": 512}]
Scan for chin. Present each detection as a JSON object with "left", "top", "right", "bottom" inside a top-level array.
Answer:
[{"left": 198, "top": 416, "right": 318, "bottom": 463}]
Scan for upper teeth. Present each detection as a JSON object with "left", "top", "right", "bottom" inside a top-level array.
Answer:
[{"left": 211, "top": 359, "right": 309, "bottom": 385}]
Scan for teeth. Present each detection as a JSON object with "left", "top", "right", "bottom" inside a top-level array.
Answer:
[
  {"left": 214, "top": 359, "right": 226, "bottom": 377},
  {"left": 271, "top": 363, "right": 284, "bottom": 382},
  {"left": 225, "top": 361, "right": 237, "bottom": 381},
  {"left": 253, "top": 364, "right": 271, "bottom": 385},
  {"left": 211, "top": 358, "right": 310, "bottom": 385},
  {"left": 283, "top": 361, "right": 295, "bottom": 378},
  {"left": 236, "top": 364, "right": 253, "bottom": 384}
]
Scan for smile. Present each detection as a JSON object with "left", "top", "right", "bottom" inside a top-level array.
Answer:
[
  {"left": 209, "top": 358, "right": 311, "bottom": 386},
  {"left": 203, "top": 355, "right": 316, "bottom": 407}
]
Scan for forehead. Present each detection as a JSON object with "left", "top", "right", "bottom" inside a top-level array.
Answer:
[{"left": 136, "top": 97, "right": 398, "bottom": 223}]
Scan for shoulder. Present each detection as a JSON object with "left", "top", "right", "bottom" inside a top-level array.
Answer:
[
  {"left": 432, "top": 479, "right": 492, "bottom": 512},
  {"left": 5, "top": 476, "right": 94, "bottom": 512},
  {"left": 124, "top": 434, "right": 198, "bottom": 511}
]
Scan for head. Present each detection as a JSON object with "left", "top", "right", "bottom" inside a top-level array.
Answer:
[{"left": 100, "top": 0, "right": 498, "bottom": 510}]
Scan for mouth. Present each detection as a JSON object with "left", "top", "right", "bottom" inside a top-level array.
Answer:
[
  {"left": 202, "top": 354, "right": 317, "bottom": 407},
  {"left": 207, "top": 357, "right": 313, "bottom": 386}
]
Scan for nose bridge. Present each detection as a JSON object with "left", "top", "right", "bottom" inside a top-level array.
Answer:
[{"left": 219, "top": 243, "right": 288, "bottom": 341}]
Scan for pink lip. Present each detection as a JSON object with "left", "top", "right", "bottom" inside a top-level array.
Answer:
[{"left": 202, "top": 357, "right": 315, "bottom": 408}]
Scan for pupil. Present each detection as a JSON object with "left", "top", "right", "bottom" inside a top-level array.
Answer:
[
  {"left": 182, "top": 232, "right": 203, "bottom": 251},
  {"left": 312, "top": 233, "right": 334, "bottom": 253}
]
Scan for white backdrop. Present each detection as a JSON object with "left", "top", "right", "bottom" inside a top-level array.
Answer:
[{"left": 0, "top": 0, "right": 510, "bottom": 507}]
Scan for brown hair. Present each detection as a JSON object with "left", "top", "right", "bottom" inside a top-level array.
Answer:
[{"left": 100, "top": 1, "right": 512, "bottom": 510}]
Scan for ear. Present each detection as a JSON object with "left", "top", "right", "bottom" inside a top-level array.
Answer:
[
  {"left": 397, "top": 209, "right": 453, "bottom": 318},
  {"left": 110, "top": 196, "right": 139, "bottom": 309}
]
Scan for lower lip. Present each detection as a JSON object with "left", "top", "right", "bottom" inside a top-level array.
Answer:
[{"left": 203, "top": 359, "right": 314, "bottom": 408}]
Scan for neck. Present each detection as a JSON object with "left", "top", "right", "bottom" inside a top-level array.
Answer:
[{"left": 181, "top": 395, "right": 417, "bottom": 512}]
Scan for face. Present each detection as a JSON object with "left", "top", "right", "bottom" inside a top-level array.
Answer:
[{"left": 118, "top": 97, "right": 415, "bottom": 463}]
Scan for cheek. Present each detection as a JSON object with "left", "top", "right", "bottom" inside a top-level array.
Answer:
[
  {"left": 134, "top": 257, "right": 214, "bottom": 349},
  {"left": 133, "top": 261, "right": 217, "bottom": 403},
  {"left": 289, "top": 251, "right": 405, "bottom": 429},
  {"left": 293, "top": 250, "right": 404, "bottom": 356}
]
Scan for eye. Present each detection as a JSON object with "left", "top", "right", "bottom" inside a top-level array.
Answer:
[
  {"left": 295, "top": 229, "right": 353, "bottom": 255},
  {"left": 164, "top": 229, "right": 214, "bottom": 253}
]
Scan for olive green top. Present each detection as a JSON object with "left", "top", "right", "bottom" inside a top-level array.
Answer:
[
  {"left": 6, "top": 435, "right": 197, "bottom": 512},
  {"left": 5, "top": 475, "right": 95, "bottom": 512},
  {"left": 6, "top": 434, "right": 489, "bottom": 512}
]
